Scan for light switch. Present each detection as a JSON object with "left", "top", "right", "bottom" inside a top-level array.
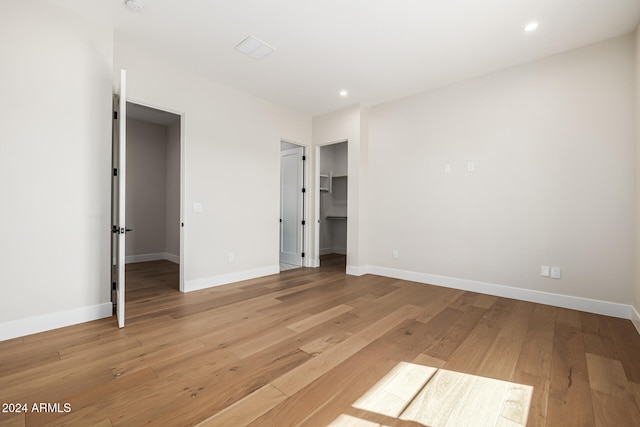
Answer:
[
  {"left": 551, "top": 266, "right": 561, "bottom": 279},
  {"left": 445, "top": 163, "right": 451, "bottom": 173},
  {"left": 193, "top": 202, "right": 203, "bottom": 213},
  {"left": 467, "top": 162, "right": 475, "bottom": 172}
]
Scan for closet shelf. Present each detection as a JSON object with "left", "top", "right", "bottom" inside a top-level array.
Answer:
[
  {"left": 325, "top": 215, "right": 347, "bottom": 220},
  {"left": 319, "top": 173, "right": 331, "bottom": 192}
]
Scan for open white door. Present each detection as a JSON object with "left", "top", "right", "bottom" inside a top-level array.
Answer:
[
  {"left": 112, "top": 69, "right": 127, "bottom": 328},
  {"left": 280, "top": 147, "right": 305, "bottom": 266}
]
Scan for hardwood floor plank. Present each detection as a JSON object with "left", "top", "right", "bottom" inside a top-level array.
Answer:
[
  {"left": 605, "top": 316, "right": 640, "bottom": 383},
  {"left": 299, "top": 327, "right": 352, "bottom": 356},
  {"left": 590, "top": 389, "right": 640, "bottom": 427},
  {"left": 0, "top": 413, "right": 25, "bottom": 427},
  {"left": 500, "top": 382, "right": 534, "bottom": 425},
  {"left": 195, "top": 384, "right": 287, "bottom": 427},
  {"left": 631, "top": 382, "right": 640, "bottom": 411},
  {"left": 444, "top": 298, "right": 515, "bottom": 373},
  {"left": 287, "top": 304, "right": 354, "bottom": 332},
  {"left": 422, "top": 306, "right": 486, "bottom": 361},
  {"left": 511, "top": 370, "right": 550, "bottom": 427},
  {"left": 514, "top": 304, "right": 555, "bottom": 379},
  {"left": 546, "top": 320, "right": 595, "bottom": 427},
  {"left": 352, "top": 362, "right": 438, "bottom": 418},
  {"left": 476, "top": 301, "right": 533, "bottom": 380},
  {"left": 586, "top": 352, "right": 635, "bottom": 400},
  {"left": 399, "top": 369, "right": 512, "bottom": 427}
]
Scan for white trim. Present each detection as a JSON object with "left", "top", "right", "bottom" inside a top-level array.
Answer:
[
  {"left": 365, "top": 265, "right": 633, "bottom": 320},
  {"left": 126, "top": 252, "right": 180, "bottom": 264},
  {"left": 0, "top": 303, "right": 113, "bottom": 342},
  {"left": 319, "top": 248, "right": 347, "bottom": 256},
  {"left": 632, "top": 305, "right": 640, "bottom": 335},
  {"left": 346, "top": 265, "right": 369, "bottom": 276},
  {"left": 165, "top": 253, "right": 180, "bottom": 264},
  {"left": 184, "top": 265, "right": 279, "bottom": 292}
]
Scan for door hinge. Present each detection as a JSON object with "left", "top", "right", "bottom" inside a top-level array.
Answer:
[
  {"left": 302, "top": 188, "right": 306, "bottom": 193},
  {"left": 113, "top": 168, "right": 118, "bottom": 177},
  {"left": 113, "top": 111, "right": 118, "bottom": 120},
  {"left": 302, "top": 155, "right": 306, "bottom": 161},
  {"left": 301, "top": 252, "right": 305, "bottom": 258},
  {"left": 302, "top": 220, "right": 306, "bottom": 226}
]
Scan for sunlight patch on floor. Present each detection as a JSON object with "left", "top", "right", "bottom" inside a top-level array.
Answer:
[{"left": 330, "top": 362, "right": 533, "bottom": 427}]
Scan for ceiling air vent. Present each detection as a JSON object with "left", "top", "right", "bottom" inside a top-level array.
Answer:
[{"left": 235, "top": 35, "right": 275, "bottom": 60}]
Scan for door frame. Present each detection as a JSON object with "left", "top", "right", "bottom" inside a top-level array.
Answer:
[{"left": 280, "top": 139, "right": 308, "bottom": 267}]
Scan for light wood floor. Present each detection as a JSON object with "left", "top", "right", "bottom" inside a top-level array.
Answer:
[{"left": 2, "top": 257, "right": 640, "bottom": 426}]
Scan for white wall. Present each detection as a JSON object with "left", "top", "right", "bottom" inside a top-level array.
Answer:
[
  {"left": 114, "top": 36, "right": 311, "bottom": 291},
  {"left": 0, "top": 2, "right": 113, "bottom": 338},
  {"left": 367, "top": 35, "right": 635, "bottom": 314}
]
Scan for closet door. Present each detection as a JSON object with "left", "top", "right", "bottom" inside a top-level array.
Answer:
[
  {"left": 112, "top": 69, "right": 127, "bottom": 328},
  {"left": 280, "top": 147, "right": 304, "bottom": 266}
]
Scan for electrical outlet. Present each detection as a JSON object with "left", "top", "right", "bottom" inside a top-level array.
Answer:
[
  {"left": 392, "top": 250, "right": 399, "bottom": 259},
  {"left": 228, "top": 252, "right": 234, "bottom": 262},
  {"left": 551, "top": 266, "right": 561, "bottom": 279},
  {"left": 541, "top": 265, "right": 550, "bottom": 277}
]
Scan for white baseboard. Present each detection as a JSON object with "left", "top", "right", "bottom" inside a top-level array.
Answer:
[
  {"left": 346, "top": 265, "right": 368, "bottom": 276},
  {"left": 164, "top": 253, "right": 180, "bottom": 264},
  {"left": 320, "top": 248, "right": 346, "bottom": 256},
  {"left": 632, "top": 305, "right": 640, "bottom": 335},
  {"left": 126, "top": 252, "right": 179, "bottom": 264},
  {"left": 0, "top": 303, "right": 113, "bottom": 342},
  {"left": 365, "top": 265, "right": 633, "bottom": 320},
  {"left": 184, "top": 265, "right": 279, "bottom": 293}
]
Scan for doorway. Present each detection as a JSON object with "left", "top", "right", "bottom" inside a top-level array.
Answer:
[
  {"left": 279, "top": 140, "right": 306, "bottom": 271},
  {"left": 318, "top": 141, "right": 348, "bottom": 270},
  {"left": 126, "top": 101, "right": 182, "bottom": 288},
  {"left": 112, "top": 100, "right": 184, "bottom": 324}
]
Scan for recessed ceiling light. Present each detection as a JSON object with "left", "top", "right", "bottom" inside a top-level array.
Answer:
[
  {"left": 340, "top": 90, "right": 348, "bottom": 97},
  {"left": 124, "top": 0, "right": 144, "bottom": 12},
  {"left": 524, "top": 22, "right": 539, "bottom": 32},
  {"left": 235, "top": 36, "right": 276, "bottom": 60}
]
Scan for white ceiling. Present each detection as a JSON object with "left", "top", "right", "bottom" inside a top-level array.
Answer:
[{"left": 52, "top": 0, "right": 640, "bottom": 116}]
